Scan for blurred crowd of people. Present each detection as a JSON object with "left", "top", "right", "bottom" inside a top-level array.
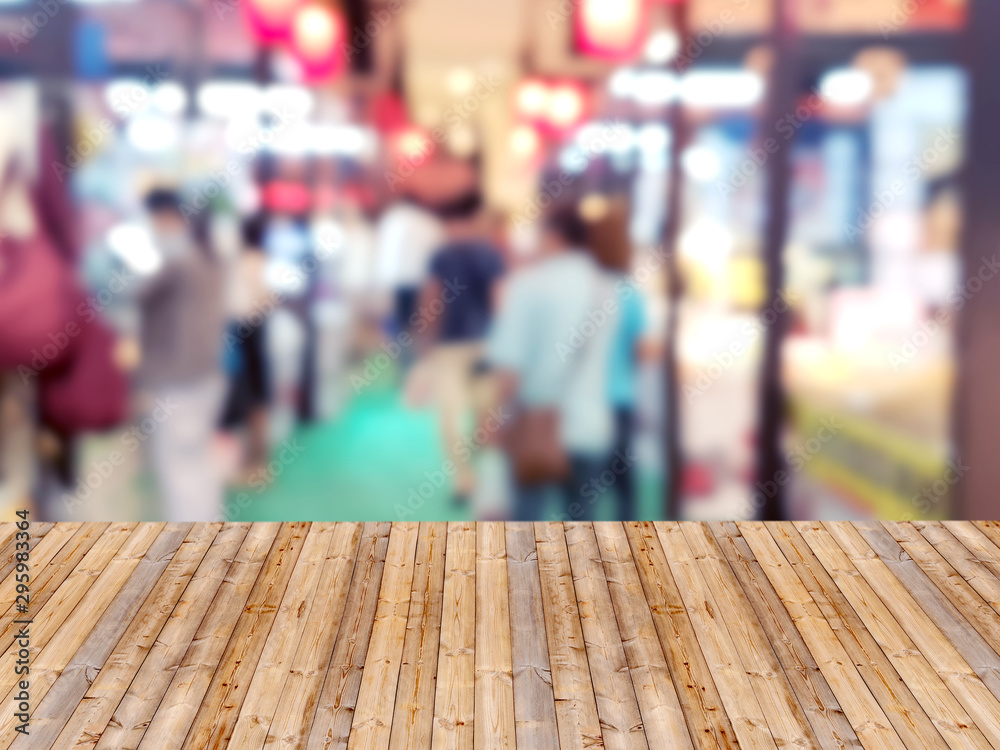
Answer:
[{"left": 1, "top": 138, "right": 657, "bottom": 522}]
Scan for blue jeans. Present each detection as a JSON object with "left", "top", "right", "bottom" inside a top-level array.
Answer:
[{"left": 513, "top": 453, "right": 609, "bottom": 522}]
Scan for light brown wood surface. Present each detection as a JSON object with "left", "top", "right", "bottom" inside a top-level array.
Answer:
[{"left": 10, "top": 521, "right": 1000, "bottom": 748}]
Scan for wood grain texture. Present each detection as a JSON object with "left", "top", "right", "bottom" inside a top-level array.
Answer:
[
  {"left": 16, "top": 521, "right": 1000, "bottom": 749},
  {"left": 348, "top": 522, "right": 420, "bottom": 750},
  {"left": 389, "top": 522, "right": 447, "bottom": 750},
  {"left": 308, "top": 522, "right": 392, "bottom": 750},
  {"left": 431, "top": 522, "right": 475, "bottom": 750},
  {"left": 534, "top": 523, "right": 603, "bottom": 750},
  {"left": 474, "top": 522, "right": 515, "bottom": 750},
  {"left": 505, "top": 523, "right": 559, "bottom": 750}
]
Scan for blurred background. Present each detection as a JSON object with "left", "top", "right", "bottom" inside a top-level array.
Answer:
[{"left": 0, "top": 0, "right": 993, "bottom": 523}]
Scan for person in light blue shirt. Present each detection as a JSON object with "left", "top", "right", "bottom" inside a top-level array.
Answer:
[
  {"left": 487, "top": 207, "right": 619, "bottom": 521},
  {"left": 606, "top": 279, "right": 647, "bottom": 520}
]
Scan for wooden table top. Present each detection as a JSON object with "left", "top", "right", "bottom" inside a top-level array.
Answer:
[{"left": 5, "top": 521, "right": 1000, "bottom": 749}]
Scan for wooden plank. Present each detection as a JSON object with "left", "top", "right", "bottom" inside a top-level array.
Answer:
[
  {"left": 797, "top": 521, "right": 992, "bottom": 750},
  {"left": 307, "top": 522, "right": 392, "bottom": 750},
  {"left": 387, "top": 522, "right": 447, "bottom": 750},
  {"left": 135, "top": 523, "right": 281, "bottom": 749},
  {"left": 592, "top": 523, "right": 692, "bottom": 750},
  {"left": 93, "top": 523, "right": 253, "bottom": 750},
  {"left": 851, "top": 521, "right": 1000, "bottom": 701},
  {"left": 946, "top": 522, "right": 1000, "bottom": 583},
  {"left": 765, "top": 522, "right": 946, "bottom": 749},
  {"left": 708, "top": 522, "right": 860, "bottom": 750},
  {"left": 348, "top": 522, "right": 420, "bottom": 750},
  {"left": 0, "top": 523, "right": 132, "bottom": 646},
  {"left": 473, "top": 522, "right": 515, "bottom": 750},
  {"left": 737, "top": 522, "right": 909, "bottom": 750},
  {"left": 181, "top": 522, "right": 310, "bottom": 750},
  {"left": 886, "top": 522, "right": 1000, "bottom": 650},
  {"left": 971, "top": 521, "right": 1000, "bottom": 563},
  {"left": 504, "top": 523, "right": 559, "bottom": 750},
  {"left": 0, "top": 522, "right": 164, "bottom": 734},
  {"left": 533, "top": 522, "right": 603, "bottom": 750},
  {"left": 0, "top": 523, "right": 53, "bottom": 586},
  {"left": 267, "top": 523, "right": 364, "bottom": 750},
  {"left": 681, "top": 522, "right": 820, "bottom": 750},
  {"left": 0, "top": 523, "right": 81, "bottom": 624},
  {"left": 818, "top": 521, "right": 1000, "bottom": 748},
  {"left": 5, "top": 523, "right": 193, "bottom": 749},
  {"left": 655, "top": 522, "right": 777, "bottom": 750},
  {"left": 0, "top": 523, "right": 103, "bottom": 631},
  {"left": 229, "top": 524, "right": 342, "bottom": 749},
  {"left": 622, "top": 522, "right": 739, "bottom": 749},
  {"left": 430, "top": 522, "right": 476, "bottom": 750},
  {"left": 44, "top": 524, "right": 220, "bottom": 749},
  {"left": 565, "top": 523, "right": 646, "bottom": 750}
]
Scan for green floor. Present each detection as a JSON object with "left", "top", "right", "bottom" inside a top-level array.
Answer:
[{"left": 232, "top": 379, "right": 664, "bottom": 522}]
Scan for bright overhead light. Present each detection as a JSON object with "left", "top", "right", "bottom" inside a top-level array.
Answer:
[
  {"left": 446, "top": 68, "right": 477, "bottom": 97},
  {"left": 682, "top": 146, "right": 721, "bottom": 181},
  {"left": 680, "top": 222, "right": 733, "bottom": 269},
  {"left": 609, "top": 69, "right": 636, "bottom": 98},
  {"left": 105, "top": 79, "right": 148, "bottom": 116},
  {"left": 680, "top": 71, "right": 764, "bottom": 108},
  {"left": 637, "top": 124, "right": 669, "bottom": 154},
  {"left": 644, "top": 29, "right": 680, "bottom": 65},
  {"left": 107, "top": 224, "right": 162, "bottom": 275},
  {"left": 509, "top": 125, "right": 540, "bottom": 159},
  {"left": 262, "top": 85, "right": 314, "bottom": 118},
  {"left": 197, "top": 82, "right": 261, "bottom": 119},
  {"left": 632, "top": 71, "right": 678, "bottom": 107},
  {"left": 152, "top": 83, "right": 187, "bottom": 116},
  {"left": 547, "top": 84, "right": 585, "bottom": 129},
  {"left": 126, "top": 116, "right": 179, "bottom": 153},
  {"left": 516, "top": 80, "right": 549, "bottom": 118},
  {"left": 310, "top": 125, "right": 374, "bottom": 157},
  {"left": 820, "top": 68, "right": 875, "bottom": 106}
]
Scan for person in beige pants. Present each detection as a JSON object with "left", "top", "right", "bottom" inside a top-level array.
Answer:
[{"left": 417, "top": 191, "right": 505, "bottom": 503}]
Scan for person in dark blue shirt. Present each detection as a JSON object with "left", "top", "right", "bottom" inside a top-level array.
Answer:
[{"left": 418, "top": 191, "right": 505, "bottom": 504}]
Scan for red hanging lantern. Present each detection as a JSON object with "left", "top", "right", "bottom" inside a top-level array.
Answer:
[
  {"left": 576, "top": 0, "right": 647, "bottom": 60},
  {"left": 245, "top": 0, "right": 302, "bottom": 43},
  {"left": 290, "top": 3, "right": 346, "bottom": 80}
]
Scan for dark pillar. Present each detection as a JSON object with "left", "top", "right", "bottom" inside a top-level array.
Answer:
[{"left": 953, "top": 0, "right": 1000, "bottom": 518}]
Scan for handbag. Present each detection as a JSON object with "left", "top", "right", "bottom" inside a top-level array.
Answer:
[
  {"left": 0, "top": 231, "right": 74, "bottom": 371},
  {"left": 37, "top": 288, "right": 128, "bottom": 434}
]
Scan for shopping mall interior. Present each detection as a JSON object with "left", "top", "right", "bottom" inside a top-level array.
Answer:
[{"left": 0, "top": 0, "right": 995, "bottom": 523}]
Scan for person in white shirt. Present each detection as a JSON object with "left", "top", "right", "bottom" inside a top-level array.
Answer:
[{"left": 375, "top": 194, "right": 443, "bottom": 370}]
